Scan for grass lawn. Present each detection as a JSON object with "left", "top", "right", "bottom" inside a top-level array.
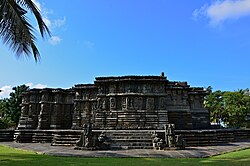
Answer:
[{"left": 0, "top": 145, "right": 250, "bottom": 166}]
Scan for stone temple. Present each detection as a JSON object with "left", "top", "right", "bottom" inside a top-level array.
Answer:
[
  {"left": 6, "top": 74, "right": 248, "bottom": 149},
  {"left": 18, "top": 74, "right": 210, "bottom": 131}
]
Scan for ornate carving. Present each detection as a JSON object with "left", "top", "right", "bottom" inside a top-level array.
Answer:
[
  {"left": 165, "top": 124, "right": 175, "bottom": 147},
  {"left": 97, "top": 98, "right": 102, "bottom": 109},
  {"left": 110, "top": 97, "right": 116, "bottom": 109},
  {"left": 19, "top": 75, "right": 209, "bottom": 133},
  {"left": 146, "top": 97, "right": 154, "bottom": 110},
  {"left": 41, "top": 93, "right": 49, "bottom": 102},
  {"left": 98, "top": 86, "right": 105, "bottom": 94},
  {"left": 137, "top": 97, "right": 143, "bottom": 110},
  {"left": 159, "top": 97, "right": 166, "bottom": 109},
  {"left": 30, "top": 94, "right": 36, "bottom": 102},
  {"left": 122, "top": 97, "right": 127, "bottom": 109},
  {"left": 109, "top": 84, "right": 116, "bottom": 93},
  {"left": 21, "top": 105, "right": 29, "bottom": 115},
  {"left": 76, "top": 124, "right": 93, "bottom": 147},
  {"left": 102, "top": 99, "right": 106, "bottom": 110},
  {"left": 127, "top": 97, "right": 134, "bottom": 109},
  {"left": 22, "top": 94, "right": 29, "bottom": 104}
]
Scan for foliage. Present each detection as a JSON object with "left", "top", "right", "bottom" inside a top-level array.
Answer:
[
  {"left": 205, "top": 87, "right": 250, "bottom": 128},
  {"left": 0, "top": 85, "right": 29, "bottom": 128},
  {"left": 0, "top": 145, "right": 250, "bottom": 166},
  {"left": 0, "top": 100, "right": 9, "bottom": 129},
  {"left": 0, "top": 118, "right": 13, "bottom": 129},
  {"left": 0, "top": 0, "right": 50, "bottom": 61},
  {"left": 205, "top": 87, "right": 225, "bottom": 124}
]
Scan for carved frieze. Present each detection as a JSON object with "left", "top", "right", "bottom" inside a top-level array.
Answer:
[
  {"left": 109, "top": 84, "right": 116, "bottom": 93},
  {"left": 122, "top": 97, "right": 127, "bottom": 109},
  {"left": 30, "top": 94, "right": 37, "bottom": 102},
  {"left": 19, "top": 75, "right": 209, "bottom": 130},
  {"left": 127, "top": 97, "right": 134, "bottom": 109},
  {"left": 137, "top": 97, "right": 143, "bottom": 110},
  {"left": 21, "top": 105, "right": 29, "bottom": 115},
  {"left": 41, "top": 93, "right": 49, "bottom": 102},
  {"left": 22, "top": 94, "right": 29, "bottom": 104},
  {"left": 110, "top": 97, "right": 116, "bottom": 109},
  {"left": 159, "top": 97, "right": 166, "bottom": 110},
  {"left": 146, "top": 97, "right": 154, "bottom": 110},
  {"left": 102, "top": 98, "right": 107, "bottom": 110}
]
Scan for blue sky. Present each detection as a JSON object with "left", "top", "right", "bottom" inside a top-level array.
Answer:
[{"left": 1, "top": 0, "right": 250, "bottom": 98}]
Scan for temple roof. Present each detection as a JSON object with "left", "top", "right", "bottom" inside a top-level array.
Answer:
[{"left": 95, "top": 75, "right": 167, "bottom": 82}]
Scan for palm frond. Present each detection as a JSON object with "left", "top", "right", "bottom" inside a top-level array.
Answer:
[
  {"left": 17, "top": 0, "right": 51, "bottom": 37},
  {"left": 0, "top": 0, "right": 42, "bottom": 61}
]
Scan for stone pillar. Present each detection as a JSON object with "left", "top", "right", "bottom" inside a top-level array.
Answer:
[
  {"left": 50, "top": 104, "right": 61, "bottom": 129},
  {"left": 28, "top": 92, "right": 39, "bottom": 129},
  {"left": 37, "top": 91, "right": 50, "bottom": 129},
  {"left": 71, "top": 101, "right": 82, "bottom": 129},
  {"left": 18, "top": 104, "right": 29, "bottom": 129},
  {"left": 17, "top": 93, "right": 30, "bottom": 129},
  {"left": 28, "top": 103, "right": 38, "bottom": 129},
  {"left": 37, "top": 103, "right": 50, "bottom": 129}
]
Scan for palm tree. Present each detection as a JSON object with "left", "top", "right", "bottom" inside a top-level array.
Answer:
[{"left": 0, "top": 0, "right": 50, "bottom": 61}]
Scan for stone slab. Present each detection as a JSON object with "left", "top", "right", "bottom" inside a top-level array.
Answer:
[{"left": 1, "top": 140, "right": 250, "bottom": 158}]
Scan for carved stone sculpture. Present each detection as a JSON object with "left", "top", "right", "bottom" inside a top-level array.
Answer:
[
  {"left": 165, "top": 124, "right": 176, "bottom": 148},
  {"left": 18, "top": 75, "right": 209, "bottom": 133}
]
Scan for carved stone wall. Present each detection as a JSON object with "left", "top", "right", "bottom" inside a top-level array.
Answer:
[
  {"left": 18, "top": 88, "right": 74, "bottom": 129},
  {"left": 18, "top": 75, "right": 210, "bottom": 130},
  {"left": 18, "top": 89, "right": 40, "bottom": 129},
  {"left": 71, "top": 76, "right": 209, "bottom": 130}
]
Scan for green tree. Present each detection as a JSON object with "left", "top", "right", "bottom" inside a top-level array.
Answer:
[
  {"left": 205, "top": 88, "right": 250, "bottom": 128},
  {"left": 0, "top": 0, "right": 50, "bottom": 61},
  {"left": 205, "top": 87, "right": 225, "bottom": 124},
  {"left": 223, "top": 89, "right": 250, "bottom": 128},
  {"left": 0, "top": 99, "right": 11, "bottom": 128},
  {"left": 2, "top": 85, "right": 29, "bottom": 128}
]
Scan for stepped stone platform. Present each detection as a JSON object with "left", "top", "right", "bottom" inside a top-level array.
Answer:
[
  {"left": 0, "top": 130, "right": 14, "bottom": 142},
  {"left": 5, "top": 129, "right": 249, "bottom": 149},
  {"left": 1, "top": 140, "right": 250, "bottom": 158},
  {"left": 3, "top": 74, "right": 249, "bottom": 151}
]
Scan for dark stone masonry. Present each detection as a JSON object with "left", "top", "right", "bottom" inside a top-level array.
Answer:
[
  {"left": 17, "top": 74, "right": 210, "bottom": 131},
  {"left": 1, "top": 74, "right": 249, "bottom": 149}
]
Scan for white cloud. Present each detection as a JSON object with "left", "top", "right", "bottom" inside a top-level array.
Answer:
[
  {"left": 26, "top": 83, "right": 47, "bottom": 89},
  {"left": 0, "top": 86, "right": 13, "bottom": 99},
  {"left": 33, "top": 84, "right": 47, "bottom": 89},
  {"left": 51, "top": 17, "right": 66, "bottom": 29},
  {"left": 193, "top": 0, "right": 250, "bottom": 26},
  {"left": 48, "top": 36, "right": 62, "bottom": 45},
  {"left": 43, "top": 17, "right": 66, "bottom": 30}
]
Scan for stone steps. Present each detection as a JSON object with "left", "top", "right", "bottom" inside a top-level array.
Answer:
[
  {"left": 0, "top": 130, "right": 14, "bottom": 142},
  {"left": 8, "top": 129, "right": 250, "bottom": 148},
  {"left": 111, "top": 145, "right": 153, "bottom": 149},
  {"left": 32, "top": 132, "right": 53, "bottom": 143},
  {"left": 176, "top": 130, "right": 236, "bottom": 146},
  {"left": 104, "top": 130, "right": 154, "bottom": 149},
  {"left": 14, "top": 130, "right": 33, "bottom": 143},
  {"left": 51, "top": 132, "right": 81, "bottom": 146}
]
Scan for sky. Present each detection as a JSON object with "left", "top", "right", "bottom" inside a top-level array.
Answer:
[{"left": 1, "top": 0, "right": 250, "bottom": 98}]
